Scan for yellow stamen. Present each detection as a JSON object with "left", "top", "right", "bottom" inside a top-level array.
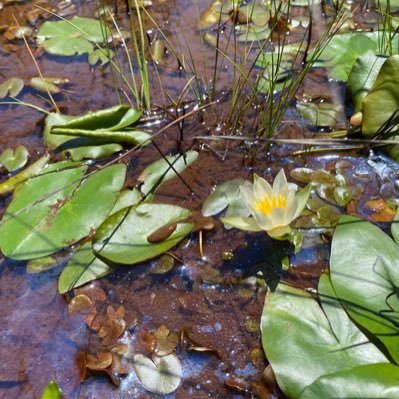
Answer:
[{"left": 255, "top": 194, "right": 287, "bottom": 216}]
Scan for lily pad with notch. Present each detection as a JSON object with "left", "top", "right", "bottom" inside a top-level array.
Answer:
[
  {"left": 261, "top": 275, "right": 389, "bottom": 398},
  {"left": 0, "top": 145, "right": 29, "bottom": 172},
  {"left": 36, "top": 16, "right": 108, "bottom": 57},
  {"left": 330, "top": 215, "right": 399, "bottom": 363}
]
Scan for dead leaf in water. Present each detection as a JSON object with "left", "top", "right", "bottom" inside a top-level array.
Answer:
[
  {"left": 86, "top": 351, "right": 112, "bottom": 371},
  {"left": 154, "top": 325, "right": 179, "bottom": 357},
  {"left": 366, "top": 199, "right": 396, "bottom": 222},
  {"left": 68, "top": 294, "right": 93, "bottom": 316}
]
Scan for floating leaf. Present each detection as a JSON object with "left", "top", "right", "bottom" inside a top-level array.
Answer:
[
  {"left": 0, "top": 155, "right": 49, "bottom": 195},
  {"left": 0, "top": 145, "right": 29, "bottom": 172},
  {"left": 261, "top": 278, "right": 388, "bottom": 398},
  {"left": 50, "top": 105, "right": 150, "bottom": 146},
  {"left": 0, "top": 163, "right": 125, "bottom": 260},
  {"left": 299, "top": 363, "right": 399, "bottom": 399},
  {"left": 88, "top": 48, "right": 114, "bottom": 66},
  {"left": 330, "top": 215, "right": 399, "bottom": 363},
  {"left": 202, "top": 179, "right": 251, "bottom": 229},
  {"left": 297, "top": 102, "right": 344, "bottom": 127},
  {"left": 138, "top": 151, "right": 198, "bottom": 196},
  {"left": 0, "top": 77, "right": 24, "bottom": 98},
  {"left": 93, "top": 203, "right": 193, "bottom": 265},
  {"left": 37, "top": 16, "right": 107, "bottom": 56},
  {"left": 27, "top": 255, "right": 59, "bottom": 274},
  {"left": 311, "top": 32, "right": 395, "bottom": 81},
  {"left": 58, "top": 242, "right": 113, "bottom": 294},
  {"left": 133, "top": 353, "right": 182, "bottom": 395},
  {"left": 40, "top": 381, "right": 62, "bottom": 399},
  {"left": 110, "top": 188, "right": 142, "bottom": 215},
  {"left": 346, "top": 52, "right": 387, "bottom": 113},
  {"left": 362, "top": 55, "right": 399, "bottom": 137}
]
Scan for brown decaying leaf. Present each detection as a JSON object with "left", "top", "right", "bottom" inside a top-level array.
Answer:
[
  {"left": 68, "top": 294, "right": 93, "bottom": 316},
  {"left": 86, "top": 351, "right": 113, "bottom": 371},
  {"left": 75, "top": 282, "right": 107, "bottom": 303},
  {"left": 76, "top": 351, "right": 87, "bottom": 384},
  {"left": 366, "top": 198, "right": 396, "bottom": 222},
  {"left": 154, "top": 325, "right": 179, "bottom": 357}
]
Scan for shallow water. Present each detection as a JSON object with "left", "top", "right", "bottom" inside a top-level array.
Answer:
[{"left": 0, "top": 0, "right": 397, "bottom": 398}]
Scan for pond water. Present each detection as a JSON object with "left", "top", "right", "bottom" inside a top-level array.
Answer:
[{"left": 0, "top": 0, "right": 398, "bottom": 398}]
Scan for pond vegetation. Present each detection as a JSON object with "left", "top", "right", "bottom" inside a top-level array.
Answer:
[{"left": 1, "top": 0, "right": 399, "bottom": 398}]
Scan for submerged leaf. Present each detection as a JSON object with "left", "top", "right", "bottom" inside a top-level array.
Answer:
[
  {"left": 40, "top": 381, "right": 62, "bottom": 399},
  {"left": 0, "top": 145, "right": 29, "bottom": 172},
  {"left": 133, "top": 353, "right": 182, "bottom": 395},
  {"left": 0, "top": 77, "right": 24, "bottom": 98},
  {"left": 88, "top": 48, "right": 114, "bottom": 66},
  {"left": 93, "top": 203, "right": 193, "bottom": 265},
  {"left": 297, "top": 102, "right": 344, "bottom": 127}
]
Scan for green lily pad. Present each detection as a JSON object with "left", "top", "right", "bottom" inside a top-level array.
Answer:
[
  {"left": 58, "top": 242, "right": 112, "bottom": 294},
  {"left": 110, "top": 188, "right": 142, "bottom": 215},
  {"left": 93, "top": 203, "right": 193, "bottom": 265},
  {"left": 44, "top": 105, "right": 143, "bottom": 160},
  {"left": 330, "top": 215, "right": 399, "bottom": 363},
  {"left": 299, "top": 363, "right": 399, "bottom": 399},
  {"left": 297, "top": 102, "right": 344, "bottom": 127},
  {"left": 0, "top": 155, "right": 50, "bottom": 196},
  {"left": 0, "top": 163, "right": 126, "bottom": 260},
  {"left": 37, "top": 16, "right": 107, "bottom": 56},
  {"left": 346, "top": 52, "right": 387, "bottom": 113},
  {"left": 0, "top": 145, "right": 29, "bottom": 172},
  {"left": 261, "top": 277, "right": 388, "bottom": 398},
  {"left": 138, "top": 151, "right": 198, "bottom": 196},
  {"left": 40, "top": 381, "right": 62, "bottom": 399},
  {"left": 133, "top": 353, "right": 182, "bottom": 395},
  {"left": 312, "top": 32, "right": 395, "bottom": 81},
  {"left": 362, "top": 55, "right": 399, "bottom": 138},
  {"left": 201, "top": 179, "right": 251, "bottom": 228},
  {"left": 0, "top": 77, "right": 24, "bottom": 98}
]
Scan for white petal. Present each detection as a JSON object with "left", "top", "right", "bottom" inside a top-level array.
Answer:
[
  {"left": 272, "top": 169, "right": 288, "bottom": 194},
  {"left": 283, "top": 190, "right": 297, "bottom": 224},
  {"left": 294, "top": 184, "right": 311, "bottom": 219},
  {"left": 221, "top": 216, "right": 263, "bottom": 232},
  {"left": 240, "top": 184, "right": 258, "bottom": 216},
  {"left": 270, "top": 206, "right": 286, "bottom": 228},
  {"left": 253, "top": 174, "right": 273, "bottom": 202},
  {"left": 250, "top": 209, "right": 273, "bottom": 230}
]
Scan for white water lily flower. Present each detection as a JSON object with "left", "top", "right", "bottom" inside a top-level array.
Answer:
[{"left": 222, "top": 169, "right": 310, "bottom": 239}]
